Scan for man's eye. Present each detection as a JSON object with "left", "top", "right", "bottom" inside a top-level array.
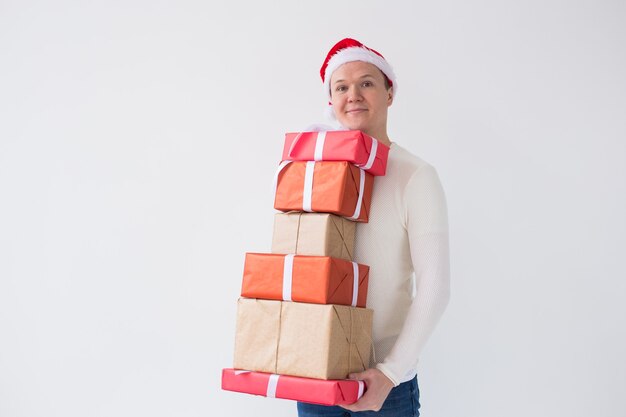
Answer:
[
  {"left": 336, "top": 85, "right": 347, "bottom": 92},
  {"left": 362, "top": 81, "right": 373, "bottom": 87}
]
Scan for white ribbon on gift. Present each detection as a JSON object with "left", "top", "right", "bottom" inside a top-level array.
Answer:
[
  {"left": 282, "top": 254, "right": 295, "bottom": 301},
  {"left": 347, "top": 168, "right": 366, "bottom": 221},
  {"left": 233, "top": 370, "right": 280, "bottom": 398},
  {"left": 272, "top": 160, "right": 315, "bottom": 213},
  {"left": 355, "top": 137, "right": 379, "bottom": 171},
  {"left": 266, "top": 374, "right": 280, "bottom": 398},
  {"left": 302, "top": 161, "right": 316, "bottom": 212},
  {"left": 313, "top": 131, "right": 327, "bottom": 161},
  {"left": 351, "top": 262, "right": 359, "bottom": 307},
  {"left": 357, "top": 380, "right": 365, "bottom": 399},
  {"left": 233, "top": 370, "right": 250, "bottom": 375},
  {"left": 282, "top": 255, "right": 360, "bottom": 305},
  {"left": 272, "top": 160, "right": 292, "bottom": 201}
]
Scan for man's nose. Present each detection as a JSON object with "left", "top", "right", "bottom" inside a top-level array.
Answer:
[{"left": 347, "top": 85, "right": 363, "bottom": 102}]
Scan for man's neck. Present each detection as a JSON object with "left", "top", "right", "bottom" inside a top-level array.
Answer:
[{"left": 365, "top": 129, "right": 391, "bottom": 147}]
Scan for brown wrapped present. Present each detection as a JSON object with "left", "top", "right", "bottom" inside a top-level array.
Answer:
[
  {"left": 233, "top": 299, "right": 373, "bottom": 380},
  {"left": 271, "top": 213, "right": 355, "bottom": 261}
]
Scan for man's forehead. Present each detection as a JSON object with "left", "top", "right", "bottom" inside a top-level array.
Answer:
[{"left": 332, "top": 63, "right": 385, "bottom": 83}]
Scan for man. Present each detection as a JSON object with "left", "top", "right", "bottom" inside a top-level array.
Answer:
[{"left": 297, "top": 38, "right": 451, "bottom": 417}]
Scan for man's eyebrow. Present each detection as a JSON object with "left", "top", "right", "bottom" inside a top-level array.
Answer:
[{"left": 332, "top": 74, "right": 375, "bottom": 84}]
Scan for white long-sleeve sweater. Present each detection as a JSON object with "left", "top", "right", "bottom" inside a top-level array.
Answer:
[{"left": 354, "top": 142, "right": 451, "bottom": 386}]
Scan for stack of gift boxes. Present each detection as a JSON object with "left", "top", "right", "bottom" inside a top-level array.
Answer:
[{"left": 222, "top": 130, "right": 390, "bottom": 406}]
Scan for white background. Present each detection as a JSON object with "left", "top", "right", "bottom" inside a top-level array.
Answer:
[{"left": 1, "top": 1, "right": 625, "bottom": 416}]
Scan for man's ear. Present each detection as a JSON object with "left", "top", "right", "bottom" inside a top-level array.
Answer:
[{"left": 387, "top": 87, "right": 394, "bottom": 106}]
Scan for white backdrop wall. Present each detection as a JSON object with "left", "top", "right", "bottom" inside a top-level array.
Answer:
[{"left": 1, "top": 1, "right": 625, "bottom": 416}]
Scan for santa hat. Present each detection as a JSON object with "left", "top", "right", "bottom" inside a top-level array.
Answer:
[{"left": 320, "top": 38, "right": 396, "bottom": 121}]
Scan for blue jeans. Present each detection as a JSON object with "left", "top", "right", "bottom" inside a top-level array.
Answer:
[{"left": 297, "top": 376, "right": 420, "bottom": 417}]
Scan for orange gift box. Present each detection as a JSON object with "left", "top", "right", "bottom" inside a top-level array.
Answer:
[
  {"left": 274, "top": 161, "right": 374, "bottom": 222},
  {"left": 241, "top": 253, "right": 369, "bottom": 307}
]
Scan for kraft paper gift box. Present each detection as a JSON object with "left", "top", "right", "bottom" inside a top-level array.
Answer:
[
  {"left": 241, "top": 253, "right": 369, "bottom": 307},
  {"left": 271, "top": 212, "right": 355, "bottom": 261},
  {"left": 233, "top": 298, "right": 373, "bottom": 380},
  {"left": 282, "top": 130, "right": 390, "bottom": 176},
  {"left": 221, "top": 368, "right": 366, "bottom": 406},
  {"left": 274, "top": 161, "right": 374, "bottom": 223}
]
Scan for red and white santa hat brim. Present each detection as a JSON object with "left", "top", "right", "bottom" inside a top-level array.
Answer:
[{"left": 320, "top": 38, "right": 397, "bottom": 101}]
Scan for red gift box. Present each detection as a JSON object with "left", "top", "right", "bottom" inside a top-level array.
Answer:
[
  {"left": 221, "top": 368, "right": 365, "bottom": 406},
  {"left": 282, "top": 130, "right": 390, "bottom": 176}
]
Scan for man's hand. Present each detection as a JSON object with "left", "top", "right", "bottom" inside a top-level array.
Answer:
[{"left": 340, "top": 368, "right": 395, "bottom": 412}]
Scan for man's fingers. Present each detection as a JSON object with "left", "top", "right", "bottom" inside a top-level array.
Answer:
[{"left": 348, "top": 371, "right": 365, "bottom": 380}]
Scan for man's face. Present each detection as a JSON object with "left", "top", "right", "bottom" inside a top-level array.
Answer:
[{"left": 329, "top": 61, "right": 393, "bottom": 137}]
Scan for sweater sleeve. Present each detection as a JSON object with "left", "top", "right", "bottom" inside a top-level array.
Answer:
[{"left": 376, "top": 164, "right": 451, "bottom": 385}]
